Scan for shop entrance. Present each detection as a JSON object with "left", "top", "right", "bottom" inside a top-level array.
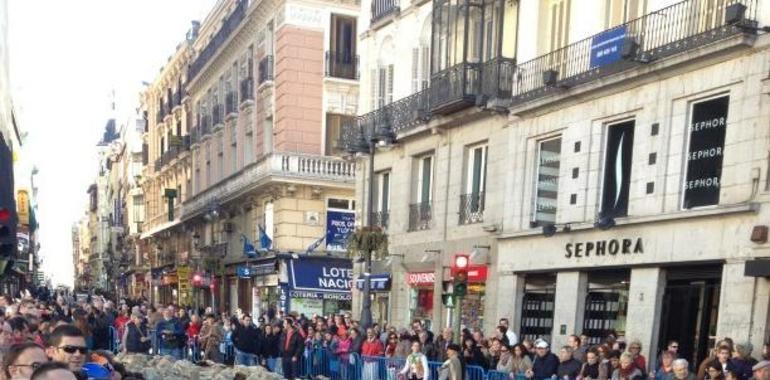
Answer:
[
  {"left": 582, "top": 270, "right": 630, "bottom": 345},
  {"left": 519, "top": 273, "right": 556, "bottom": 342},
  {"left": 658, "top": 266, "right": 722, "bottom": 369}
]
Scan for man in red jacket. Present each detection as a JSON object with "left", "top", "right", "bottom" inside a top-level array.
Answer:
[{"left": 361, "top": 327, "right": 384, "bottom": 356}]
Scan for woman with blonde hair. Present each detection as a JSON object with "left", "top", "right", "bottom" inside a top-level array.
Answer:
[{"left": 612, "top": 352, "right": 643, "bottom": 380}]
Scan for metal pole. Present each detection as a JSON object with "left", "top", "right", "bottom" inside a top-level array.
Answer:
[
  {"left": 360, "top": 143, "right": 376, "bottom": 329},
  {"left": 454, "top": 295, "right": 463, "bottom": 341}
]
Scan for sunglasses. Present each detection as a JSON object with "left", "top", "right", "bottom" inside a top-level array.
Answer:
[{"left": 58, "top": 345, "right": 88, "bottom": 354}]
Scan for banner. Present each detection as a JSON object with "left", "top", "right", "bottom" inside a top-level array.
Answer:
[
  {"left": 288, "top": 257, "right": 352, "bottom": 294},
  {"left": 177, "top": 266, "right": 191, "bottom": 306},
  {"left": 16, "top": 190, "right": 29, "bottom": 225},
  {"left": 683, "top": 96, "right": 729, "bottom": 208},
  {"left": 590, "top": 25, "right": 627, "bottom": 68},
  {"left": 325, "top": 211, "right": 355, "bottom": 251}
]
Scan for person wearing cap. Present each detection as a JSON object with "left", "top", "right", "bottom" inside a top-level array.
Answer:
[
  {"left": 753, "top": 360, "right": 770, "bottom": 380},
  {"left": 439, "top": 343, "right": 464, "bottom": 380},
  {"left": 528, "top": 339, "right": 559, "bottom": 380}
]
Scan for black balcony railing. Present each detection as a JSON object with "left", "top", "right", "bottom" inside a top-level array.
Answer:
[
  {"left": 371, "top": 0, "right": 399, "bottom": 24},
  {"left": 212, "top": 104, "right": 222, "bottom": 125},
  {"left": 340, "top": 0, "right": 757, "bottom": 150},
  {"left": 173, "top": 90, "right": 183, "bottom": 107},
  {"left": 156, "top": 109, "right": 164, "bottom": 124},
  {"left": 258, "top": 56, "right": 274, "bottom": 84},
  {"left": 325, "top": 51, "right": 359, "bottom": 80},
  {"left": 188, "top": 0, "right": 247, "bottom": 81},
  {"left": 510, "top": 0, "right": 756, "bottom": 106},
  {"left": 370, "top": 210, "right": 390, "bottom": 229},
  {"left": 225, "top": 92, "right": 237, "bottom": 115},
  {"left": 459, "top": 192, "right": 485, "bottom": 225},
  {"left": 408, "top": 202, "right": 431, "bottom": 231},
  {"left": 240, "top": 77, "right": 254, "bottom": 101}
]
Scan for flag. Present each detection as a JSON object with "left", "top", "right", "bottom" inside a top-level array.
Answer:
[
  {"left": 242, "top": 235, "right": 257, "bottom": 258},
  {"left": 258, "top": 225, "right": 273, "bottom": 250},
  {"left": 305, "top": 235, "right": 325, "bottom": 255}
]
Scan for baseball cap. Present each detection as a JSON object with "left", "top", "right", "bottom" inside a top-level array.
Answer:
[
  {"left": 535, "top": 339, "right": 549, "bottom": 349},
  {"left": 752, "top": 360, "right": 770, "bottom": 372}
]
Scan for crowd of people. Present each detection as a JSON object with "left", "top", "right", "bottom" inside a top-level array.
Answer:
[{"left": 0, "top": 290, "right": 768, "bottom": 380}]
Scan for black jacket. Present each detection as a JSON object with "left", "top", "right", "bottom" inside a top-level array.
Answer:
[
  {"left": 279, "top": 329, "right": 304, "bottom": 359},
  {"left": 262, "top": 333, "right": 280, "bottom": 358},
  {"left": 463, "top": 346, "right": 488, "bottom": 368},
  {"left": 557, "top": 358, "right": 583, "bottom": 379},
  {"left": 532, "top": 352, "right": 560, "bottom": 380},
  {"left": 232, "top": 324, "right": 262, "bottom": 354}
]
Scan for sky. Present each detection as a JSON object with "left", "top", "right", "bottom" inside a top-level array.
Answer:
[{"left": 7, "top": 0, "right": 217, "bottom": 287}]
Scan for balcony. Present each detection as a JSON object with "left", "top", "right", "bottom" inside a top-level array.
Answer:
[
  {"left": 370, "top": 210, "right": 389, "bottom": 229},
  {"left": 188, "top": 0, "right": 248, "bottom": 82},
  {"left": 258, "top": 55, "right": 274, "bottom": 85},
  {"left": 200, "top": 115, "right": 212, "bottom": 136},
  {"left": 240, "top": 77, "right": 254, "bottom": 102},
  {"left": 173, "top": 90, "right": 184, "bottom": 109},
  {"left": 459, "top": 192, "right": 485, "bottom": 225},
  {"left": 342, "top": 0, "right": 757, "bottom": 145},
  {"left": 408, "top": 202, "right": 431, "bottom": 231},
  {"left": 155, "top": 109, "right": 164, "bottom": 124},
  {"left": 212, "top": 104, "right": 223, "bottom": 126},
  {"left": 325, "top": 51, "right": 359, "bottom": 80},
  {"left": 153, "top": 158, "right": 162, "bottom": 172},
  {"left": 371, "top": 0, "right": 399, "bottom": 25},
  {"left": 182, "top": 153, "right": 356, "bottom": 219},
  {"left": 225, "top": 91, "right": 237, "bottom": 115}
]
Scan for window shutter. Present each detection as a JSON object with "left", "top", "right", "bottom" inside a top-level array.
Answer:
[
  {"left": 378, "top": 67, "right": 387, "bottom": 107},
  {"left": 370, "top": 68, "right": 377, "bottom": 111},
  {"left": 421, "top": 46, "right": 431, "bottom": 89},
  {"left": 412, "top": 48, "right": 420, "bottom": 93},
  {"left": 386, "top": 64, "right": 394, "bottom": 105}
]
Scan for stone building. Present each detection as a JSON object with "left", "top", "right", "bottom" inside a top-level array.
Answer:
[{"left": 347, "top": 0, "right": 770, "bottom": 366}]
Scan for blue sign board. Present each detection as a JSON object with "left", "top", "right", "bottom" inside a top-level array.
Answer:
[
  {"left": 354, "top": 274, "right": 391, "bottom": 291},
  {"left": 590, "top": 25, "right": 627, "bottom": 68},
  {"left": 325, "top": 211, "right": 356, "bottom": 252},
  {"left": 288, "top": 257, "right": 353, "bottom": 296},
  {"left": 279, "top": 282, "right": 290, "bottom": 313},
  {"left": 236, "top": 265, "right": 253, "bottom": 279}
]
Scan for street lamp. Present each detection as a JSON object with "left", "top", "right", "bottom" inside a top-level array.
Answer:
[{"left": 345, "top": 120, "right": 397, "bottom": 329}]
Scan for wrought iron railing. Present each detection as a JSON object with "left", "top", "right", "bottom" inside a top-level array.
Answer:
[
  {"left": 173, "top": 90, "right": 183, "bottom": 108},
  {"left": 481, "top": 57, "right": 516, "bottom": 101},
  {"left": 225, "top": 92, "right": 237, "bottom": 115},
  {"left": 370, "top": 210, "right": 390, "bottom": 229},
  {"left": 188, "top": 0, "right": 247, "bottom": 81},
  {"left": 459, "top": 192, "right": 485, "bottom": 225},
  {"left": 258, "top": 55, "right": 274, "bottom": 84},
  {"left": 325, "top": 51, "right": 359, "bottom": 80},
  {"left": 200, "top": 115, "right": 211, "bottom": 136},
  {"left": 155, "top": 109, "right": 164, "bottom": 124},
  {"left": 212, "top": 104, "right": 222, "bottom": 126},
  {"left": 371, "top": 0, "right": 399, "bottom": 24},
  {"left": 240, "top": 77, "right": 254, "bottom": 101},
  {"left": 408, "top": 202, "right": 431, "bottom": 231},
  {"left": 510, "top": 0, "right": 756, "bottom": 105},
  {"left": 429, "top": 62, "right": 480, "bottom": 113}
]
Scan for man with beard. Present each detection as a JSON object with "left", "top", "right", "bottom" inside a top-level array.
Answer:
[{"left": 45, "top": 325, "right": 87, "bottom": 374}]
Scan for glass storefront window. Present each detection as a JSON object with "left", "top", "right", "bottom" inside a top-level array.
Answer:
[
  {"left": 583, "top": 270, "right": 630, "bottom": 345},
  {"left": 520, "top": 273, "right": 556, "bottom": 342},
  {"left": 461, "top": 284, "right": 485, "bottom": 331},
  {"left": 410, "top": 288, "right": 434, "bottom": 322}
]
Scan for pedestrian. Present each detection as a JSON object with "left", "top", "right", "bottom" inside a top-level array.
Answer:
[
  {"left": 198, "top": 313, "right": 222, "bottom": 362},
  {"left": 350, "top": 327, "right": 364, "bottom": 354},
  {"left": 396, "top": 331, "right": 412, "bottom": 358},
  {"left": 439, "top": 343, "right": 464, "bottom": 380},
  {"left": 580, "top": 348, "right": 608, "bottom": 380},
  {"left": 401, "top": 340, "right": 429, "bottom": 380},
  {"left": 656, "top": 351, "right": 676, "bottom": 380},
  {"left": 558, "top": 346, "right": 582, "bottom": 380},
  {"left": 29, "top": 361, "right": 78, "bottom": 380},
  {"left": 44, "top": 325, "right": 88, "bottom": 373},
  {"left": 628, "top": 339, "right": 647, "bottom": 376},
  {"left": 122, "top": 312, "right": 149, "bottom": 354},
  {"left": 731, "top": 342, "right": 754, "bottom": 380},
  {"left": 3, "top": 342, "right": 50, "bottom": 380},
  {"left": 528, "top": 339, "right": 559, "bottom": 380},
  {"left": 613, "top": 352, "right": 643, "bottom": 380},
  {"left": 569, "top": 335, "right": 587, "bottom": 362},
  {"left": 154, "top": 306, "right": 184, "bottom": 359},
  {"left": 361, "top": 327, "right": 384, "bottom": 380},
  {"left": 385, "top": 333, "right": 398, "bottom": 357},
  {"left": 434, "top": 328, "right": 454, "bottom": 362},
  {"left": 232, "top": 314, "right": 260, "bottom": 366},
  {"left": 335, "top": 330, "right": 352, "bottom": 379},
  {"left": 496, "top": 343, "right": 514, "bottom": 373},
  {"left": 510, "top": 343, "right": 533, "bottom": 376},
  {"left": 279, "top": 319, "right": 304, "bottom": 380},
  {"left": 261, "top": 324, "right": 280, "bottom": 369},
  {"left": 419, "top": 331, "right": 437, "bottom": 361},
  {"left": 462, "top": 336, "right": 487, "bottom": 368},
  {"left": 499, "top": 318, "right": 518, "bottom": 346},
  {"left": 752, "top": 360, "right": 770, "bottom": 380},
  {"left": 673, "top": 359, "right": 696, "bottom": 380}
]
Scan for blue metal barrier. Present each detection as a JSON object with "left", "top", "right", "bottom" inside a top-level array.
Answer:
[
  {"left": 108, "top": 326, "right": 120, "bottom": 353},
  {"left": 466, "top": 364, "right": 489, "bottom": 380},
  {"left": 486, "top": 371, "right": 528, "bottom": 380}
]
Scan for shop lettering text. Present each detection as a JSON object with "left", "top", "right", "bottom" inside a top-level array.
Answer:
[
  {"left": 318, "top": 267, "right": 353, "bottom": 289},
  {"left": 565, "top": 238, "right": 643, "bottom": 258},
  {"left": 407, "top": 272, "right": 435, "bottom": 286}
]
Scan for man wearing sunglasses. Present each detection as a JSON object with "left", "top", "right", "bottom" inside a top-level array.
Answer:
[{"left": 44, "top": 325, "right": 87, "bottom": 373}]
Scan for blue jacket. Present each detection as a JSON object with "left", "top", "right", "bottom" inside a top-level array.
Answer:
[
  {"left": 155, "top": 318, "right": 185, "bottom": 349},
  {"left": 532, "top": 352, "right": 560, "bottom": 380}
]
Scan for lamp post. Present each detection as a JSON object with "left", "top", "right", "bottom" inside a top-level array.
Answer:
[{"left": 347, "top": 121, "right": 396, "bottom": 329}]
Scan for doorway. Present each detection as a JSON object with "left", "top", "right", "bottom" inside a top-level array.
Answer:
[{"left": 658, "top": 266, "right": 722, "bottom": 369}]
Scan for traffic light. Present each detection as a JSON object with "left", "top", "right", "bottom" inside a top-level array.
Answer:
[{"left": 453, "top": 254, "right": 469, "bottom": 297}]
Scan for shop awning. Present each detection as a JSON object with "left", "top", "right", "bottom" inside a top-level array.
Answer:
[
  {"left": 354, "top": 274, "right": 391, "bottom": 291},
  {"left": 140, "top": 218, "right": 182, "bottom": 240},
  {"left": 745, "top": 259, "right": 770, "bottom": 277}
]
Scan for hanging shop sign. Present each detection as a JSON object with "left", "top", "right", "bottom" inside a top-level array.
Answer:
[
  {"left": 565, "top": 237, "right": 644, "bottom": 258},
  {"left": 16, "top": 190, "right": 29, "bottom": 225},
  {"left": 236, "top": 265, "right": 254, "bottom": 278},
  {"left": 279, "top": 282, "right": 290, "bottom": 314},
  {"left": 288, "top": 257, "right": 353, "bottom": 292},
  {"left": 407, "top": 272, "right": 435, "bottom": 286},
  {"left": 325, "top": 210, "right": 356, "bottom": 252},
  {"left": 177, "top": 266, "right": 191, "bottom": 305},
  {"left": 590, "top": 25, "right": 627, "bottom": 68},
  {"left": 354, "top": 274, "right": 391, "bottom": 291},
  {"left": 683, "top": 95, "right": 729, "bottom": 209}
]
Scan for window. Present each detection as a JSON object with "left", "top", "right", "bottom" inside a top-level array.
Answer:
[
  {"left": 533, "top": 137, "right": 561, "bottom": 225},
  {"left": 374, "top": 65, "right": 394, "bottom": 108},
  {"left": 683, "top": 95, "right": 729, "bottom": 209},
  {"left": 416, "top": 154, "right": 433, "bottom": 204},
  {"left": 325, "top": 113, "right": 356, "bottom": 156},
  {"left": 604, "top": 0, "right": 646, "bottom": 28},
  {"left": 600, "top": 120, "right": 635, "bottom": 218},
  {"left": 461, "top": 144, "right": 487, "bottom": 224},
  {"left": 132, "top": 195, "right": 144, "bottom": 224},
  {"left": 412, "top": 46, "right": 431, "bottom": 92},
  {"left": 373, "top": 170, "right": 391, "bottom": 228},
  {"left": 230, "top": 124, "right": 238, "bottom": 173},
  {"left": 329, "top": 14, "right": 357, "bottom": 73},
  {"left": 539, "top": 0, "right": 571, "bottom": 55},
  {"left": 217, "top": 134, "right": 224, "bottom": 181},
  {"left": 263, "top": 118, "right": 273, "bottom": 154},
  {"left": 244, "top": 131, "right": 254, "bottom": 165},
  {"left": 328, "top": 198, "right": 355, "bottom": 210},
  {"left": 205, "top": 143, "right": 212, "bottom": 187}
]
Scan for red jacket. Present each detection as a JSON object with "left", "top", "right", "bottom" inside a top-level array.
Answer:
[
  {"left": 186, "top": 322, "right": 201, "bottom": 338},
  {"left": 361, "top": 338, "right": 384, "bottom": 357}
]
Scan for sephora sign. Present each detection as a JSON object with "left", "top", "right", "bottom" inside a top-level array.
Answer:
[{"left": 683, "top": 96, "right": 729, "bottom": 208}]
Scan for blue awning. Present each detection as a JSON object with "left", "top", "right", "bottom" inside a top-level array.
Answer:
[{"left": 355, "top": 274, "right": 391, "bottom": 291}]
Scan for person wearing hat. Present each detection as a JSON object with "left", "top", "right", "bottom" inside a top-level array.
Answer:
[
  {"left": 527, "top": 339, "right": 559, "bottom": 380},
  {"left": 753, "top": 360, "right": 770, "bottom": 380},
  {"left": 439, "top": 343, "right": 464, "bottom": 380}
]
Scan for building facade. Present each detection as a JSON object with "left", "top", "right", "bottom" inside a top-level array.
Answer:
[{"left": 347, "top": 0, "right": 770, "bottom": 366}]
